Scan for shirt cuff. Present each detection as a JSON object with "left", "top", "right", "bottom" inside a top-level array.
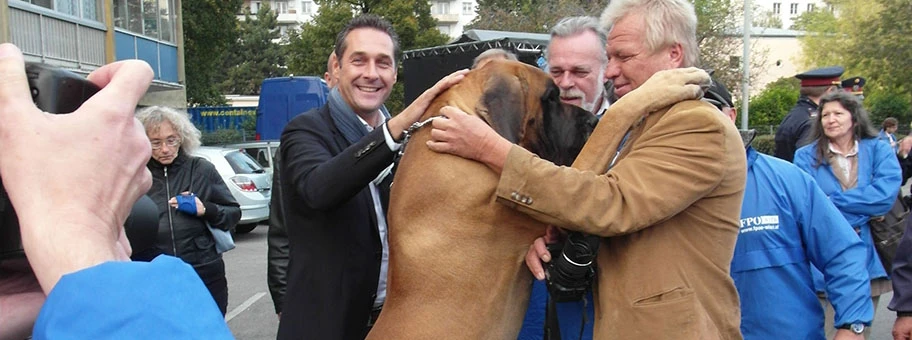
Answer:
[{"left": 383, "top": 123, "right": 402, "bottom": 152}]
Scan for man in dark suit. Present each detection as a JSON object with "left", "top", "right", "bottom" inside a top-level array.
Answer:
[
  {"left": 276, "top": 14, "right": 465, "bottom": 340},
  {"left": 267, "top": 51, "right": 339, "bottom": 319}
]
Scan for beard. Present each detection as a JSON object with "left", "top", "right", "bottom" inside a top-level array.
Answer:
[{"left": 559, "top": 71, "right": 607, "bottom": 114}]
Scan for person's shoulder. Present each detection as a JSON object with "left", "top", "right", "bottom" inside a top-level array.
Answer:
[
  {"left": 188, "top": 155, "right": 218, "bottom": 171},
  {"left": 795, "top": 141, "right": 818, "bottom": 155},
  {"left": 665, "top": 100, "right": 728, "bottom": 125},
  {"left": 757, "top": 152, "right": 805, "bottom": 175},
  {"left": 862, "top": 137, "right": 896, "bottom": 155},
  {"left": 286, "top": 105, "right": 330, "bottom": 128},
  {"left": 792, "top": 142, "right": 819, "bottom": 165},
  {"left": 282, "top": 105, "right": 331, "bottom": 138}
]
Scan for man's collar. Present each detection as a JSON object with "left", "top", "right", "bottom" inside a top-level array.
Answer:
[
  {"left": 595, "top": 96, "right": 610, "bottom": 119},
  {"left": 356, "top": 111, "right": 387, "bottom": 130}
]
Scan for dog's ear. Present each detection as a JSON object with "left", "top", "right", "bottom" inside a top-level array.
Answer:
[
  {"left": 536, "top": 81, "right": 595, "bottom": 166},
  {"left": 479, "top": 73, "right": 525, "bottom": 144}
]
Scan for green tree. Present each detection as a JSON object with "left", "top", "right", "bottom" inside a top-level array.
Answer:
[
  {"left": 866, "top": 88, "right": 912, "bottom": 134},
  {"left": 748, "top": 76, "right": 800, "bottom": 132},
  {"left": 284, "top": 0, "right": 449, "bottom": 113},
  {"left": 182, "top": 0, "right": 244, "bottom": 106},
  {"left": 284, "top": 0, "right": 352, "bottom": 78},
  {"left": 468, "top": 0, "right": 608, "bottom": 34},
  {"left": 220, "top": 4, "right": 288, "bottom": 95},
  {"left": 797, "top": 0, "right": 912, "bottom": 125}
]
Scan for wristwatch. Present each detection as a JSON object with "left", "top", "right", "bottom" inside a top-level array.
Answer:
[{"left": 837, "top": 322, "right": 866, "bottom": 334}]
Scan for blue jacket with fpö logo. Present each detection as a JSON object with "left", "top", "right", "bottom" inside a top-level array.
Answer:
[{"left": 732, "top": 147, "right": 872, "bottom": 340}]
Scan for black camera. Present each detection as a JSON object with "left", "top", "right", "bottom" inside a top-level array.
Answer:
[
  {"left": 544, "top": 231, "right": 599, "bottom": 302},
  {"left": 0, "top": 63, "right": 159, "bottom": 263}
]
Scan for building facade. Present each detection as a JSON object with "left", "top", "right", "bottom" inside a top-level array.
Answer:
[
  {"left": 753, "top": 0, "right": 830, "bottom": 29},
  {"left": 1, "top": 0, "right": 187, "bottom": 107}
]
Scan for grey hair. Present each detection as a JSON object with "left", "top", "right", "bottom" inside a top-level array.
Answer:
[
  {"left": 472, "top": 48, "right": 518, "bottom": 68},
  {"left": 135, "top": 106, "right": 202, "bottom": 154},
  {"left": 549, "top": 16, "right": 608, "bottom": 64},
  {"left": 599, "top": 0, "right": 699, "bottom": 67}
]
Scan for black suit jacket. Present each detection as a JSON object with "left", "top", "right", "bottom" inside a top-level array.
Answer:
[{"left": 277, "top": 104, "right": 394, "bottom": 340}]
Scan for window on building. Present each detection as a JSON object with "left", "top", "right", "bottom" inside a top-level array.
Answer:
[
  {"left": 437, "top": 25, "right": 450, "bottom": 35},
  {"left": 159, "top": 0, "right": 172, "bottom": 42},
  {"left": 302, "top": 1, "right": 313, "bottom": 14},
  {"left": 142, "top": 0, "right": 158, "bottom": 38},
  {"left": 18, "top": 0, "right": 102, "bottom": 21},
  {"left": 462, "top": 2, "right": 473, "bottom": 15},
  {"left": 81, "top": 0, "right": 99, "bottom": 20},
  {"left": 807, "top": 3, "right": 815, "bottom": 12},
  {"left": 772, "top": 2, "right": 780, "bottom": 14},
  {"left": 789, "top": 3, "right": 798, "bottom": 14},
  {"left": 432, "top": 1, "right": 450, "bottom": 15},
  {"left": 126, "top": 0, "right": 142, "bottom": 32},
  {"left": 274, "top": 0, "right": 288, "bottom": 14},
  {"left": 251, "top": 1, "right": 260, "bottom": 13},
  {"left": 113, "top": 0, "right": 177, "bottom": 42}
]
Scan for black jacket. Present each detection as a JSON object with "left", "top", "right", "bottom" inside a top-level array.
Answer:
[
  {"left": 267, "top": 147, "right": 290, "bottom": 314},
  {"left": 774, "top": 96, "right": 818, "bottom": 162},
  {"left": 277, "top": 104, "right": 394, "bottom": 340},
  {"left": 146, "top": 152, "right": 241, "bottom": 268}
]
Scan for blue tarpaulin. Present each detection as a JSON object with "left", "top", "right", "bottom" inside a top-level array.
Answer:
[{"left": 188, "top": 106, "right": 256, "bottom": 133}]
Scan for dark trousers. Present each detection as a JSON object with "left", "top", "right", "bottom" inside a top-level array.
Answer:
[{"left": 195, "top": 257, "right": 229, "bottom": 316}]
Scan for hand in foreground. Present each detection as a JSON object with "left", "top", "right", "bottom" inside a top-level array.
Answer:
[
  {"left": 524, "top": 226, "right": 564, "bottom": 280},
  {"left": 895, "top": 316, "right": 912, "bottom": 340},
  {"left": 426, "top": 106, "right": 512, "bottom": 173},
  {"left": 615, "top": 67, "right": 710, "bottom": 115},
  {"left": 388, "top": 69, "right": 469, "bottom": 140},
  {"left": 0, "top": 43, "right": 154, "bottom": 294}
]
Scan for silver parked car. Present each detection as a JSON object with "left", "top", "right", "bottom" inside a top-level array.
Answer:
[
  {"left": 193, "top": 146, "right": 271, "bottom": 234},
  {"left": 223, "top": 140, "right": 280, "bottom": 175}
]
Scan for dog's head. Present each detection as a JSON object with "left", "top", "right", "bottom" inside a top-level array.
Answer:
[{"left": 473, "top": 60, "right": 596, "bottom": 166}]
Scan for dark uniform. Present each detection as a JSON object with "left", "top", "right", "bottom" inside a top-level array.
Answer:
[{"left": 773, "top": 66, "right": 845, "bottom": 162}]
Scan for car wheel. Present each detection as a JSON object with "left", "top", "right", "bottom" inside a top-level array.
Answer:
[{"left": 235, "top": 223, "right": 258, "bottom": 234}]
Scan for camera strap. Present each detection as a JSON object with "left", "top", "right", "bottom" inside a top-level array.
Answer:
[{"left": 543, "top": 129, "right": 634, "bottom": 340}]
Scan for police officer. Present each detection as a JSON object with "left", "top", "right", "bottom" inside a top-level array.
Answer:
[
  {"left": 773, "top": 66, "right": 844, "bottom": 162},
  {"left": 842, "top": 76, "right": 866, "bottom": 100}
]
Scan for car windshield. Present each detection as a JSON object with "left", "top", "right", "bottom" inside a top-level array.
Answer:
[{"left": 225, "top": 150, "right": 265, "bottom": 174}]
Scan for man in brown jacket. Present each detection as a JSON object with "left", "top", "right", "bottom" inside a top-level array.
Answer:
[{"left": 425, "top": 0, "right": 746, "bottom": 338}]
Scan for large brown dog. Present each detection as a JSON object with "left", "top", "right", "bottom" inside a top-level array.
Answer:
[{"left": 367, "top": 59, "right": 595, "bottom": 339}]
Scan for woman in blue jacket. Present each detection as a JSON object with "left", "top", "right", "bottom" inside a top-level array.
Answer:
[{"left": 794, "top": 91, "right": 902, "bottom": 338}]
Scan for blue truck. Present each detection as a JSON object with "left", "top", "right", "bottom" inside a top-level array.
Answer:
[{"left": 255, "top": 76, "right": 330, "bottom": 140}]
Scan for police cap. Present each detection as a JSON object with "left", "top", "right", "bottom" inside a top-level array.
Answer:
[
  {"left": 841, "top": 76, "right": 866, "bottom": 96},
  {"left": 795, "top": 66, "right": 845, "bottom": 87}
]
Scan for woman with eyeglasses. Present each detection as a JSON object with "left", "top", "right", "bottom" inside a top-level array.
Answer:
[
  {"left": 794, "top": 91, "right": 902, "bottom": 338},
  {"left": 136, "top": 106, "right": 241, "bottom": 315}
]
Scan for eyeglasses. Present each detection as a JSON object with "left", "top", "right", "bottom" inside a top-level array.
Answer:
[{"left": 151, "top": 136, "right": 181, "bottom": 150}]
